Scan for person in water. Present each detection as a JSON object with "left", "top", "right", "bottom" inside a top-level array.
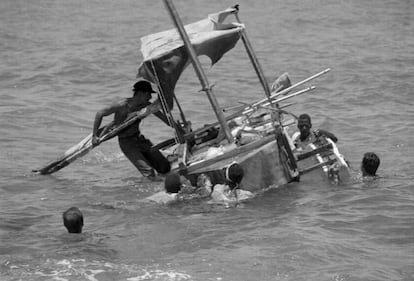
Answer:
[
  {"left": 63, "top": 207, "right": 83, "bottom": 233},
  {"left": 146, "top": 162, "right": 253, "bottom": 204},
  {"left": 209, "top": 162, "right": 253, "bottom": 203},
  {"left": 145, "top": 173, "right": 182, "bottom": 204},
  {"left": 361, "top": 152, "right": 380, "bottom": 177},
  {"left": 92, "top": 80, "right": 171, "bottom": 180},
  {"left": 292, "top": 113, "right": 338, "bottom": 150},
  {"left": 145, "top": 172, "right": 209, "bottom": 204}
]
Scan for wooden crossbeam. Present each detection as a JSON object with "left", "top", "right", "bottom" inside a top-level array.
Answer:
[
  {"left": 296, "top": 143, "right": 333, "bottom": 161},
  {"left": 299, "top": 158, "right": 337, "bottom": 175}
]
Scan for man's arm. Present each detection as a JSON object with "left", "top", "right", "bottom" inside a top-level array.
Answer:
[
  {"left": 317, "top": 129, "right": 338, "bottom": 143},
  {"left": 92, "top": 103, "right": 122, "bottom": 145},
  {"left": 138, "top": 99, "right": 177, "bottom": 128}
]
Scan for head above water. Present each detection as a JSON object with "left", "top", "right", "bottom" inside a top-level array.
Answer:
[
  {"left": 297, "top": 114, "right": 312, "bottom": 128},
  {"left": 133, "top": 80, "right": 156, "bottom": 96},
  {"left": 164, "top": 173, "right": 182, "bottom": 194},
  {"left": 361, "top": 152, "right": 380, "bottom": 176},
  {"left": 297, "top": 113, "right": 312, "bottom": 140},
  {"left": 225, "top": 162, "right": 244, "bottom": 189},
  {"left": 63, "top": 207, "right": 83, "bottom": 234}
]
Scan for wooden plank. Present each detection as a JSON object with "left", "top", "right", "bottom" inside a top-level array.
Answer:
[
  {"left": 186, "top": 135, "right": 276, "bottom": 173},
  {"left": 296, "top": 143, "right": 333, "bottom": 161},
  {"left": 299, "top": 158, "right": 337, "bottom": 175},
  {"left": 33, "top": 112, "right": 141, "bottom": 175}
]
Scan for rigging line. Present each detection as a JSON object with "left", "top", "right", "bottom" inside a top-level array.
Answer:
[
  {"left": 148, "top": 61, "right": 171, "bottom": 122},
  {"left": 149, "top": 60, "right": 180, "bottom": 144}
]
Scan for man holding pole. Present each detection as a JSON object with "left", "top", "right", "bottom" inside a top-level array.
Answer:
[{"left": 92, "top": 80, "right": 171, "bottom": 180}]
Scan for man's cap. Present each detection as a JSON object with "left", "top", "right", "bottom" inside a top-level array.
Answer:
[{"left": 133, "top": 80, "right": 156, "bottom": 93}]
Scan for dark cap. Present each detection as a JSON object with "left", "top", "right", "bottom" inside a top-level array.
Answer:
[{"left": 133, "top": 80, "right": 156, "bottom": 94}]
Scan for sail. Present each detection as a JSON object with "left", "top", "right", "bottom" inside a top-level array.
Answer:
[{"left": 137, "top": 7, "right": 244, "bottom": 110}]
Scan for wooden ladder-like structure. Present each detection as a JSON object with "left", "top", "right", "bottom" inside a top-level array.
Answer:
[{"left": 295, "top": 142, "right": 335, "bottom": 175}]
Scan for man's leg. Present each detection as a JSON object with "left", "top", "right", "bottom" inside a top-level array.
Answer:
[
  {"left": 143, "top": 148, "right": 171, "bottom": 174},
  {"left": 118, "top": 137, "right": 155, "bottom": 178},
  {"left": 136, "top": 134, "right": 171, "bottom": 174}
]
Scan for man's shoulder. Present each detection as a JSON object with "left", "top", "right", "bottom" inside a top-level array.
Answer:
[
  {"left": 212, "top": 184, "right": 229, "bottom": 193},
  {"left": 236, "top": 189, "right": 254, "bottom": 200},
  {"left": 104, "top": 99, "right": 128, "bottom": 111},
  {"left": 210, "top": 184, "right": 230, "bottom": 201},
  {"left": 116, "top": 99, "right": 129, "bottom": 108}
]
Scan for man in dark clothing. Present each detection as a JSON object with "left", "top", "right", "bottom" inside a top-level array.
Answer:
[{"left": 92, "top": 80, "right": 170, "bottom": 180}]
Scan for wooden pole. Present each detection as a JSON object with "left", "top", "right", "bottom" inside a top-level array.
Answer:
[
  {"left": 251, "top": 68, "right": 331, "bottom": 108},
  {"left": 163, "top": 0, "right": 233, "bottom": 143},
  {"left": 232, "top": 8, "right": 271, "bottom": 99},
  {"left": 232, "top": 8, "right": 281, "bottom": 128}
]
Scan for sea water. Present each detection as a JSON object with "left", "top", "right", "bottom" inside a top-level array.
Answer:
[{"left": 0, "top": 0, "right": 413, "bottom": 280}]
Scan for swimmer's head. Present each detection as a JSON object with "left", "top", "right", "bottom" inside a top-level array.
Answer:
[
  {"left": 361, "top": 152, "right": 380, "bottom": 176},
  {"left": 164, "top": 173, "right": 181, "bottom": 193},
  {"left": 225, "top": 162, "right": 244, "bottom": 189},
  {"left": 63, "top": 207, "right": 83, "bottom": 233}
]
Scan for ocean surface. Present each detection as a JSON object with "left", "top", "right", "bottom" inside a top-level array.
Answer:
[{"left": 1, "top": 0, "right": 413, "bottom": 280}]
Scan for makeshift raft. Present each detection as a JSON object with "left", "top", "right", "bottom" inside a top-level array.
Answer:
[{"left": 34, "top": 2, "right": 350, "bottom": 189}]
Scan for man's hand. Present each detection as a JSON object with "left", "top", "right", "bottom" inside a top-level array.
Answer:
[
  {"left": 316, "top": 129, "right": 338, "bottom": 143},
  {"left": 92, "top": 135, "right": 99, "bottom": 146}
]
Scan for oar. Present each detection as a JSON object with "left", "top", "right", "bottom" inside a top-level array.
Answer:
[
  {"left": 222, "top": 68, "right": 329, "bottom": 114},
  {"left": 155, "top": 69, "right": 325, "bottom": 150},
  {"left": 250, "top": 68, "right": 330, "bottom": 108},
  {"left": 242, "top": 86, "right": 316, "bottom": 115},
  {"left": 223, "top": 101, "right": 295, "bottom": 113},
  {"left": 175, "top": 87, "right": 314, "bottom": 145}
]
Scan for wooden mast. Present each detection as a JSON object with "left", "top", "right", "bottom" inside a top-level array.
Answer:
[
  {"left": 232, "top": 6, "right": 272, "bottom": 99},
  {"left": 163, "top": 0, "right": 233, "bottom": 143},
  {"left": 231, "top": 5, "right": 282, "bottom": 128}
]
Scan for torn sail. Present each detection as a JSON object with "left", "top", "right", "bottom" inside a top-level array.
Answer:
[{"left": 137, "top": 8, "right": 244, "bottom": 109}]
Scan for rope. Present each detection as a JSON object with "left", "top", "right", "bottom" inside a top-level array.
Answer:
[{"left": 148, "top": 60, "right": 180, "bottom": 144}]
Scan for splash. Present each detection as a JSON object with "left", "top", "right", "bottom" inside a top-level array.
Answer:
[{"left": 3, "top": 258, "right": 191, "bottom": 281}]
